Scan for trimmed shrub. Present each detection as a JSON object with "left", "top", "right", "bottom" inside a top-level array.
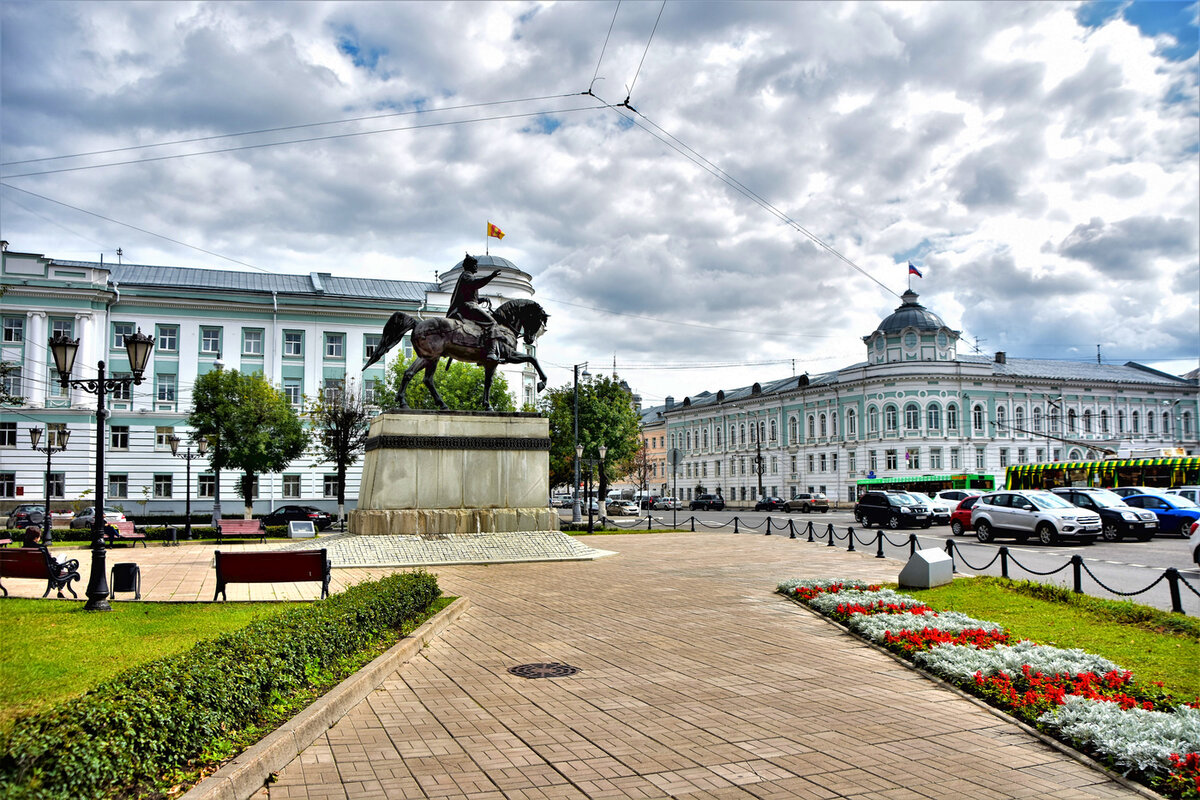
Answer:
[{"left": 0, "top": 571, "right": 440, "bottom": 800}]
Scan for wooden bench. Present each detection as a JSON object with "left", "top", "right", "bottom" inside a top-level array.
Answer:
[
  {"left": 213, "top": 548, "right": 331, "bottom": 601},
  {"left": 215, "top": 518, "right": 266, "bottom": 545},
  {"left": 0, "top": 538, "right": 12, "bottom": 548},
  {"left": 105, "top": 520, "right": 147, "bottom": 548},
  {"left": 0, "top": 546, "right": 82, "bottom": 598}
]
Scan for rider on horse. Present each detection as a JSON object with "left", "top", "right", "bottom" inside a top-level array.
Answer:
[{"left": 446, "top": 253, "right": 504, "bottom": 361}]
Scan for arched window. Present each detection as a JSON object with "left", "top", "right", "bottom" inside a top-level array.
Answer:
[
  {"left": 927, "top": 404, "right": 941, "bottom": 431},
  {"left": 730, "top": 425, "right": 736, "bottom": 445},
  {"left": 1162, "top": 411, "right": 1170, "bottom": 436},
  {"left": 885, "top": 405, "right": 899, "bottom": 433},
  {"left": 868, "top": 406, "right": 879, "bottom": 435},
  {"left": 1132, "top": 411, "right": 1140, "bottom": 434},
  {"left": 758, "top": 421, "right": 765, "bottom": 442},
  {"left": 1083, "top": 410, "right": 1092, "bottom": 433},
  {"left": 686, "top": 431, "right": 692, "bottom": 449},
  {"left": 739, "top": 424, "right": 746, "bottom": 445},
  {"left": 702, "top": 429, "right": 708, "bottom": 449},
  {"left": 847, "top": 408, "right": 857, "bottom": 436},
  {"left": 808, "top": 415, "right": 816, "bottom": 438},
  {"left": 1100, "top": 409, "right": 1109, "bottom": 433},
  {"left": 819, "top": 414, "right": 827, "bottom": 437},
  {"left": 1050, "top": 407, "right": 1060, "bottom": 433},
  {"left": 769, "top": 419, "right": 777, "bottom": 441},
  {"left": 1118, "top": 410, "right": 1125, "bottom": 433},
  {"left": 1147, "top": 412, "right": 1155, "bottom": 435},
  {"left": 1067, "top": 409, "right": 1077, "bottom": 432},
  {"left": 1184, "top": 412, "right": 1193, "bottom": 437},
  {"left": 905, "top": 403, "right": 920, "bottom": 431},
  {"left": 947, "top": 404, "right": 959, "bottom": 430},
  {"left": 831, "top": 412, "right": 838, "bottom": 437},
  {"left": 715, "top": 427, "right": 722, "bottom": 447},
  {"left": 973, "top": 404, "right": 985, "bottom": 433},
  {"left": 788, "top": 417, "right": 797, "bottom": 445},
  {"left": 1033, "top": 407, "right": 1042, "bottom": 432},
  {"left": 750, "top": 423, "right": 757, "bottom": 443},
  {"left": 1014, "top": 407, "right": 1024, "bottom": 432},
  {"left": 996, "top": 406, "right": 1007, "bottom": 433}
]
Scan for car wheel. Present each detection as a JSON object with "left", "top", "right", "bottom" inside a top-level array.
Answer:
[
  {"left": 1037, "top": 523, "right": 1058, "bottom": 545},
  {"left": 1101, "top": 522, "right": 1121, "bottom": 543},
  {"left": 951, "top": 520, "right": 964, "bottom": 537},
  {"left": 975, "top": 521, "right": 993, "bottom": 543},
  {"left": 802, "top": 504, "right": 811, "bottom": 513},
  {"left": 887, "top": 515, "right": 901, "bottom": 529}
]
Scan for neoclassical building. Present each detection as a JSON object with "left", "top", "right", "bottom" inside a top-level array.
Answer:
[
  {"left": 664, "top": 290, "right": 1199, "bottom": 506},
  {"left": 0, "top": 246, "right": 542, "bottom": 513}
]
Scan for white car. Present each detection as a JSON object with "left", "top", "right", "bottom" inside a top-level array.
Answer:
[
  {"left": 1167, "top": 487, "right": 1200, "bottom": 505},
  {"left": 1189, "top": 520, "right": 1200, "bottom": 568},
  {"left": 935, "top": 489, "right": 983, "bottom": 504},
  {"left": 908, "top": 492, "right": 954, "bottom": 525},
  {"left": 606, "top": 500, "right": 640, "bottom": 516}
]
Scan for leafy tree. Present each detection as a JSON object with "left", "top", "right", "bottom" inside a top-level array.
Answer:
[
  {"left": 189, "top": 368, "right": 307, "bottom": 519},
  {"left": 0, "top": 361, "right": 23, "bottom": 406},
  {"left": 624, "top": 438, "right": 653, "bottom": 499},
  {"left": 539, "top": 376, "right": 641, "bottom": 501},
  {"left": 382, "top": 354, "right": 515, "bottom": 412},
  {"left": 307, "top": 380, "right": 373, "bottom": 528}
]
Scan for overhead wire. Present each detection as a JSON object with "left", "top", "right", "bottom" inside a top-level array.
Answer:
[
  {"left": 588, "top": 1, "right": 621, "bottom": 93},
  {"left": 622, "top": 0, "right": 666, "bottom": 106}
]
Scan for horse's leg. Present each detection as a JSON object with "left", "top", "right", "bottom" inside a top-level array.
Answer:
[
  {"left": 482, "top": 364, "right": 495, "bottom": 411},
  {"left": 506, "top": 353, "right": 549, "bottom": 392},
  {"left": 396, "top": 358, "right": 426, "bottom": 408},
  {"left": 423, "top": 358, "right": 449, "bottom": 409}
]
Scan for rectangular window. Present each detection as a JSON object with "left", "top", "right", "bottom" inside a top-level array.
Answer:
[
  {"left": 242, "top": 328, "right": 264, "bottom": 356},
  {"left": 48, "top": 473, "right": 65, "bottom": 499},
  {"left": 1036, "top": 448, "right": 1044, "bottom": 463},
  {"left": 283, "top": 330, "right": 303, "bottom": 357},
  {"left": 46, "top": 423, "right": 67, "bottom": 449},
  {"left": 154, "top": 474, "right": 173, "bottom": 498},
  {"left": 0, "top": 422, "right": 15, "bottom": 447},
  {"left": 110, "top": 426, "right": 129, "bottom": 450},
  {"left": 364, "top": 333, "right": 382, "bottom": 361},
  {"left": 111, "top": 373, "right": 132, "bottom": 402},
  {"left": 109, "top": 474, "right": 128, "bottom": 499},
  {"left": 790, "top": 455, "right": 796, "bottom": 474},
  {"left": 2, "top": 316, "right": 24, "bottom": 343},
  {"left": 848, "top": 452, "right": 856, "bottom": 473},
  {"left": 198, "top": 474, "right": 215, "bottom": 498},
  {"left": 157, "top": 374, "right": 176, "bottom": 403},
  {"left": 156, "top": 324, "right": 178, "bottom": 352},
  {"left": 324, "top": 332, "right": 345, "bottom": 359},
  {"left": 869, "top": 450, "right": 877, "bottom": 472},
  {"left": 155, "top": 426, "right": 174, "bottom": 449},
  {"left": 51, "top": 319, "right": 73, "bottom": 338},
  {"left": 282, "top": 474, "right": 301, "bottom": 499},
  {"left": 1018, "top": 448, "right": 1027, "bottom": 464},
  {"left": 819, "top": 454, "right": 826, "bottom": 472},
  {"left": 807, "top": 454, "right": 814, "bottom": 472},
  {"left": 1, "top": 366, "right": 21, "bottom": 398},
  {"left": 999, "top": 448, "right": 1009, "bottom": 468},
  {"left": 112, "top": 321, "right": 136, "bottom": 349},
  {"left": 930, "top": 448, "right": 942, "bottom": 470},
  {"left": 770, "top": 456, "right": 777, "bottom": 474},
  {"left": 323, "top": 475, "right": 339, "bottom": 498},
  {"left": 886, "top": 449, "right": 898, "bottom": 470},
  {"left": 363, "top": 378, "right": 382, "bottom": 405},
  {"left": 976, "top": 447, "right": 986, "bottom": 470},
  {"left": 0, "top": 472, "right": 14, "bottom": 498},
  {"left": 323, "top": 378, "right": 344, "bottom": 403},
  {"left": 831, "top": 453, "right": 838, "bottom": 472},
  {"left": 200, "top": 326, "right": 222, "bottom": 354},
  {"left": 284, "top": 379, "right": 302, "bottom": 408},
  {"left": 950, "top": 448, "right": 960, "bottom": 469},
  {"left": 906, "top": 448, "right": 920, "bottom": 470}
]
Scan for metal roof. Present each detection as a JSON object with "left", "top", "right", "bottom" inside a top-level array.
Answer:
[
  {"left": 959, "top": 355, "right": 1192, "bottom": 386},
  {"left": 873, "top": 290, "right": 952, "bottom": 334}
]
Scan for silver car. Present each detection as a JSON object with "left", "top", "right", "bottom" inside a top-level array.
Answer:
[{"left": 971, "top": 490, "right": 1100, "bottom": 545}]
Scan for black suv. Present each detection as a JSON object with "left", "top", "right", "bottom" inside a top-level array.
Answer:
[
  {"left": 260, "top": 505, "right": 334, "bottom": 531},
  {"left": 753, "top": 497, "right": 786, "bottom": 511},
  {"left": 1051, "top": 488, "right": 1158, "bottom": 542},
  {"left": 690, "top": 494, "right": 725, "bottom": 511},
  {"left": 854, "top": 491, "right": 931, "bottom": 529}
]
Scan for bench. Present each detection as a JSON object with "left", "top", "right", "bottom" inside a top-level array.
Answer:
[
  {"left": 0, "top": 538, "right": 12, "bottom": 548},
  {"left": 213, "top": 548, "right": 331, "bottom": 601},
  {"left": 0, "top": 546, "right": 82, "bottom": 598},
  {"left": 215, "top": 518, "right": 266, "bottom": 545},
  {"left": 106, "top": 520, "right": 147, "bottom": 548}
]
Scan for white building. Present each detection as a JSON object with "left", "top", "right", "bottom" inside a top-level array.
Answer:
[
  {"left": 0, "top": 246, "right": 541, "bottom": 516},
  {"left": 663, "top": 290, "right": 1199, "bottom": 506}
]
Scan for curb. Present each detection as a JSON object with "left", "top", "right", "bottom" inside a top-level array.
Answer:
[
  {"left": 781, "top": 593, "right": 1167, "bottom": 800},
  {"left": 181, "top": 596, "right": 471, "bottom": 800}
]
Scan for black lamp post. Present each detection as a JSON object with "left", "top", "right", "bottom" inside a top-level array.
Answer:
[
  {"left": 571, "top": 362, "right": 589, "bottom": 523},
  {"left": 579, "top": 445, "right": 607, "bottom": 534},
  {"left": 169, "top": 434, "right": 208, "bottom": 543},
  {"left": 752, "top": 441, "right": 766, "bottom": 503},
  {"left": 29, "top": 426, "right": 70, "bottom": 546},
  {"left": 49, "top": 329, "right": 154, "bottom": 611}
]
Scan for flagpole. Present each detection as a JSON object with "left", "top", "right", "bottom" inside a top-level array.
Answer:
[{"left": 485, "top": 222, "right": 489, "bottom": 256}]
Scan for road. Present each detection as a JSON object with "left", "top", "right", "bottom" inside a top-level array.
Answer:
[{"left": 573, "top": 507, "right": 1200, "bottom": 616}]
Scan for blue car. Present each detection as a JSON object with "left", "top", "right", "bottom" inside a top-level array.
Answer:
[{"left": 1122, "top": 493, "right": 1200, "bottom": 537}]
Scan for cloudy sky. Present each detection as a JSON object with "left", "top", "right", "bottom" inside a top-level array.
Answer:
[{"left": 2, "top": 0, "right": 1197, "bottom": 406}]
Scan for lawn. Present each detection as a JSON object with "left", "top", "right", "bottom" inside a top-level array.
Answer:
[
  {"left": 0, "top": 600, "right": 290, "bottom": 725},
  {"left": 903, "top": 576, "right": 1200, "bottom": 702}
]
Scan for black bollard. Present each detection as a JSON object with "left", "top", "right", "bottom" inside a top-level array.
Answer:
[{"left": 875, "top": 531, "right": 884, "bottom": 559}]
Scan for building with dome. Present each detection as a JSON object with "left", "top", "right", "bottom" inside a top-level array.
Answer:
[
  {"left": 662, "top": 290, "right": 1199, "bottom": 506},
  {"left": 0, "top": 246, "right": 544, "bottom": 513}
]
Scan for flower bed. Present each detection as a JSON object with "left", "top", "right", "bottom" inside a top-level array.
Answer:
[{"left": 779, "top": 578, "right": 1200, "bottom": 798}]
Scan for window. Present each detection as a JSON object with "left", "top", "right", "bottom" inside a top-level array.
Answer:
[
  {"left": 758, "top": 421, "right": 765, "bottom": 442},
  {"left": 950, "top": 447, "right": 960, "bottom": 469},
  {"left": 323, "top": 378, "right": 344, "bottom": 403},
  {"left": 1147, "top": 412, "right": 1155, "bottom": 435},
  {"left": 112, "top": 321, "right": 136, "bottom": 349},
  {"left": 973, "top": 405, "right": 985, "bottom": 433},
  {"left": 0, "top": 422, "right": 15, "bottom": 447},
  {"left": 1050, "top": 407, "right": 1061, "bottom": 433},
  {"left": 2, "top": 316, "right": 23, "bottom": 343},
  {"left": 1033, "top": 407, "right": 1043, "bottom": 432},
  {"left": 847, "top": 409, "right": 857, "bottom": 437},
  {"left": 702, "top": 429, "right": 709, "bottom": 449},
  {"left": 808, "top": 454, "right": 815, "bottom": 472},
  {"left": 155, "top": 426, "right": 174, "bottom": 449},
  {"left": 848, "top": 452, "right": 856, "bottom": 473},
  {"left": 1083, "top": 410, "right": 1092, "bottom": 433},
  {"left": 284, "top": 330, "right": 304, "bottom": 357},
  {"left": 243, "top": 329, "right": 264, "bottom": 356},
  {"left": 324, "top": 475, "right": 339, "bottom": 498},
  {"left": 364, "top": 378, "right": 382, "bottom": 405},
  {"left": 808, "top": 416, "right": 816, "bottom": 438},
  {"left": 1015, "top": 407, "right": 1025, "bottom": 432},
  {"left": 715, "top": 427, "right": 722, "bottom": 447},
  {"left": 51, "top": 319, "right": 73, "bottom": 338},
  {"left": 1184, "top": 412, "right": 1193, "bottom": 437},
  {"left": 819, "top": 414, "right": 827, "bottom": 437},
  {"left": 769, "top": 420, "right": 777, "bottom": 441},
  {"left": 739, "top": 424, "right": 746, "bottom": 445},
  {"left": 1018, "top": 448, "right": 1027, "bottom": 464},
  {"left": 0, "top": 473, "right": 13, "bottom": 498},
  {"left": 284, "top": 379, "right": 302, "bottom": 407},
  {"left": 48, "top": 473, "right": 64, "bottom": 499},
  {"left": 157, "top": 324, "right": 178, "bottom": 352},
  {"left": 111, "top": 373, "right": 132, "bottom": 402},
  {"left": 1068, "top": 409, "right": 1077, "bottom": 432},
  {"left": 107, "top": 474, "right": 128, "bottom": 499},
  {"left": 200, "top": 326, "right": 222, "bottom": 354},
  {"left": 906, "top": 448, "right": 920, "bottom": 470},
  {"left": 364, "top": 334, "right": 382, "bottom": 361},
  {"left": 976, "top": 447, "right": 986, "bottom": 470},
  {"left": 885, "top": 405, "right": 898, "bottom": 433},
  {"left": 930, "top": 448, "right": 942, "bottom": 470},
  {"left": 996, "top": 406, "right": 1006, "bottom": 433},
  {"left": 947, "top": 404, "right": 959, "bottom": 430},
  {"left": 868, "top": 407, "right": 879, "bottom": 435},
  {"left": 831, "top": 453, "right": 838, "bottom": 472},
  {"left": 110, "top": 426, "right": 129, "bottom": 450},
  {"left": 818, "top": 454, "right": 826, "bottom": 472},
  {"left": 47, "top": 423, "right": 67, "bottom": 448},
  {"left": 1163, "top": 411, "right": 1171, "bottom": 436},
  {"left": 770, "top": 456, "right": 778, "bottom": 474},
  {"left": 157, "top": 374, "right": 176, "bottom": 403},
  {"left": 869, "top": 450, "right": 878, "bottom": 472},
  {"left": 198, "top": 474, "right": 215, "bottom": 498},
  {"left": 885, "top": 450, "right": 897, "bottom": 470},
  {"left": 788, "top": 417, "right": 797, "bottom": 444},
  {"left": 790, "top": 455, "right": 796, "bottom": 474},
  {"left": 325, "top": 332, "right": 345, "bottom": 359},
  {"left": 904, "top": 404, "right": 920, "bottom": 431},
  {"left": 283, "top": 475, "right": 301, "bottom": 499},
  {"left": 1, "top": 366, "right": 21, "bottom": 398},
  {"left": 1118, "top": 410, "right": 1125, "bottom": 433},
  {"left": 926, "top": 405, "right": 941, "bottom": 431},
  {"left": 999, "top": 448, "right": 1009, "bottom": 468},
  {"left": 154, "top": 474, "right": 173, "bottom": 498}
]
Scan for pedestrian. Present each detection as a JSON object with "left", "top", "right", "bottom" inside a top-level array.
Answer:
[{"left": 22, "top": 526, "right": 42, "bottom": 547}]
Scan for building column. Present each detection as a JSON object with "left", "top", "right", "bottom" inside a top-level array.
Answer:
[{"left": 24, "top": 311, "right": 47, "bottom": 406}]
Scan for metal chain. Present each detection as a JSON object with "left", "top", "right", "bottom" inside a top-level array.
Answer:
[
  {"left": 949, "top": 545, "right": 1001, "bottom": 572},
  {"left": 1005, "top": 552, "right": 1073, "bottom": 576},
  {"left": 1079, "top": 560, "right": 1167, "bottom": 597},
  {"left": 878, "top": 532, "right": 911, "bottom": 547},
  {"left": 1177, "top": 571, "right": 1200, "bottom": 599}
]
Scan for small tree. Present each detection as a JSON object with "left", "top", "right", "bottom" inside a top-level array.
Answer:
[
  {"left": 540, "top": 376, "right": 642, "bottom": 502},
  {"left": 383, "top": 354, "right": 515, "bottom": 412},
  {"left": 308, "top": 380, "right": 373, "bottom": 528},
  {"left": 0, "top": 361, "right": 24, "bottom": 406}
]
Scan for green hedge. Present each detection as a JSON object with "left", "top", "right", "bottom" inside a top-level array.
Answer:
[{"left": 0, "top": 571, "right": 440, "bottom": 800}]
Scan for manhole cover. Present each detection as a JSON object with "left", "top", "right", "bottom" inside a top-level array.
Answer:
[{"left": 508, "top": 662, "right": 580, "bottom": 679}]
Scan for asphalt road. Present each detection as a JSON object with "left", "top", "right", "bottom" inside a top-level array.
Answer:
[{"left": 574, "top": 506, "right": 1200, "bottom": 616}]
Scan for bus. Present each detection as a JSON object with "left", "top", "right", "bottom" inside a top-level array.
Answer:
[
  {"left": 855, "top": 473, "right": 995, "bottom": 496},
  {"left": 1005, "top": 456, "right": 1200, "bottom": 491}
]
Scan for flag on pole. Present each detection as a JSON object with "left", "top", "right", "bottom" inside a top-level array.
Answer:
[
  {"left": 908, "top": 261, "right": 923, "bottom": 278},
  {"left": 487, "top": 222, "right": 505, "bottom": 240}
]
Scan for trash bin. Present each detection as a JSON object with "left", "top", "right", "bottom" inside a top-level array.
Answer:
[{"left": 110, "top": 562, "right": 141, "bottom": 600}]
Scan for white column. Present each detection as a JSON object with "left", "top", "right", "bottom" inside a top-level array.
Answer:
[{"left": 24, "top": 311, "right": 47, "bottom": 406}]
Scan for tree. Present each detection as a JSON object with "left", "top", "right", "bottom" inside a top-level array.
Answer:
[
  {"left": 383, "top": 354, "right": 515, "bottom": 412},
  {"left": 0, "top": 361, "right": 23, "bottom": 406},
  {"left": 189, "top": 369, "right": 307, "bottom": 519},
  {"left": 624, "top": 437, "right": 653, "bottom": 499},
  {"left": 307, "top": 379, "right": 372, "bottom": 528},
  {"left": 539, "top": 376, "right": 642, "bottom": 502}
]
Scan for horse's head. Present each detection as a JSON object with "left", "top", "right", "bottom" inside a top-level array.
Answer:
[{"left": 494, "top": 299, "right": 549, "bottom": 345}]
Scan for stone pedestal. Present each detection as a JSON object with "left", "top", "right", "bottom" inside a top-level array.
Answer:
[{"left": 350, "top": 410, "right": 557, "bottom": 536}]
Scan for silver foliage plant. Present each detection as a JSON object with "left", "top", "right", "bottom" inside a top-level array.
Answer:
[
  {"left": 849, "top": 610, "right": 1004, "bottom": 643},
  {"left": 1038, "top": 697, "right": 1200, "bottom": 775},
  {"left": 776, "top": 577, "right": 876, "bottom": 593},
  {"left": 914, "top": 639, "right": 1123, "bottom": 682}
]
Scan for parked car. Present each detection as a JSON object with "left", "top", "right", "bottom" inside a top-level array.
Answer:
[
  {"left": 970, "top": 490, "right": 1100, "bottom": 545},
  {"left": 1050, "top": 487, "right": 1158, "bottom": 542},
  {"left": 690, "top": 494, "right": 725, "bottom": 511},
  {"left": 6, "top": 504, "right": 45, "bottom": 530},
  {"left": 652, "top": 497, "right": 681, "bottom": 510},
  {"left": 949, "top": 495, "right": 983, "bottom": 537},
  {"left": 260, "top": 505, "right": 334, "bottom": 531},
  {"left": 935, "top": 489, "right": 983, "bottom": 504},
  {"left": 907, "top": 492, "right": 954, "bottom": 525},
  {"left": 1188, "top": 520, "right": 1200, "bottom": 567},
  {"left": 69, "top": 506, "right": 127, "bottom": 529},
  {"left": 784, "top": 492, "right": 829, "bottom": 513},
  {"left": 1167, "top": 487, "right": 1200, "bottom": 505},
  {"left": 606, "top": 500, "right": 640, "bottom": 516},
  {"left": 551, "top": 494, "right": 573, "bottom": 508},
  {"left": 1121, "top": 493, "right": 1200, "bottom": 537},
  {"left": 854, "top": 491, "right": 930, "bottom": 529},
  {"left": 753, "top": 497, "right": 787, "bottom": 512},
  {"left": 1110, "top": 486, "right": 1172, "bottom": 498}
]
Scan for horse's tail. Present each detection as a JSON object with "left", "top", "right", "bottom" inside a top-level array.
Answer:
[{"left": 364, "top": 311, "right": 417, "bottom": 369}]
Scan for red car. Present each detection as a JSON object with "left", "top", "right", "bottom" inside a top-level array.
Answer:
[{"left": 950, "top": 495, "right": 983, "bottom": 537}]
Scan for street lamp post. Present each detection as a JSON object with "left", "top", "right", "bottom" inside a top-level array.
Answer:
[
  {"left": 752, "top": 441, "right": 766, "bottom": 502},
  {"left": 169, "top": 434, "right": 208, "bottom": 544},
  {"left": 29, "top": 426, "right": 70, "bottom": 546},
  {"left": 579, "top": 445, "right": 607, "bottom": 534},
  {"left": 571, "top": 363, "right": 589, "bottom": 523},
  {"left": 49, "top": 329, "right": 154, "bottom": 611}
]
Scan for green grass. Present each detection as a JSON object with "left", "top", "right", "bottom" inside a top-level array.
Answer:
[
  {"left": 0, "top": 600, "right": 289, "bottom": 725},
  {"left": 902, "top": 576, "right": 1200, "bottom": 702}
]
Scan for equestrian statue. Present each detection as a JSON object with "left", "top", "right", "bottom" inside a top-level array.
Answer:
[{"left": 364, "top": 254, "right": 549, "bottom": 411}]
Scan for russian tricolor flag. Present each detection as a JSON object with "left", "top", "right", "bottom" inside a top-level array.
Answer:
[{"left": 908, "top": 261, "right": 923, "bottom": 278}]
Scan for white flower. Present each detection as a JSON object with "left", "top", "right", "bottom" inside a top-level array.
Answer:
[
  {"left": 915, "top": 640, "right": 1123, "bottom": 683},
  {"left": 850, "top": 611, "right": 1003, "bottom": 643},
  {"left": 1038, "top": 697, "right": 1200, "bottom": 775},
  {"left": 777, "top": 577, "right": 876, "bottom": 593}
]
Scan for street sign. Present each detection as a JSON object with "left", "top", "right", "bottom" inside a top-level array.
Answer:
[{"left": 668, "top": 448, "right": 682, "bottom": 470}]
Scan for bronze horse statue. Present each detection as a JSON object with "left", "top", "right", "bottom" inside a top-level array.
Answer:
[{"left": 364, "top": 298, "right": 549, "bottom": 411}]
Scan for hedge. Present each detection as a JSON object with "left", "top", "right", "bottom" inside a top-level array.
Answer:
[{"left": 0, "top": 570, "right": 440, "bottom": 800}]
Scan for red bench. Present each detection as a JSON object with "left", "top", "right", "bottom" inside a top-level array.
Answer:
[
  {"left": 0, "top": 546, "right": 82, "bottom": 598},
  {"left": 213, "top": 548, "right": 331, "bottom": 601},
  {"left": 215, "top": 518, "right": 265, "bottom": 545},
  {"left": 105, "top": 520, "right": 146, "bottom": 548}
]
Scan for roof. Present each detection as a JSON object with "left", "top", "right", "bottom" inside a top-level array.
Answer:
[
  {"left": 959, "top": 355, "right": 1194, "bottom": 386},
  {"left": 873, "top": 290, "right": 951, "bottom": 334}
]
